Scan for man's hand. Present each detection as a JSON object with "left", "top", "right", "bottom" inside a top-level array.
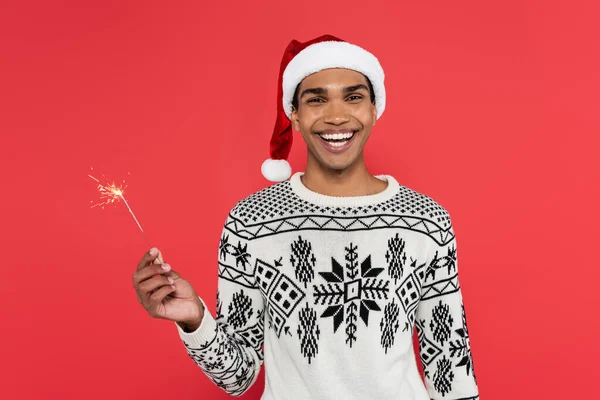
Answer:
[{"left": 132, "top": 247, "right": 205, "bottom": 331}]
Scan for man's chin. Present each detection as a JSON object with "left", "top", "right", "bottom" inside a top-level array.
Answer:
[{"left": 315, "top": 154, "right": 358, "bottom": 173}]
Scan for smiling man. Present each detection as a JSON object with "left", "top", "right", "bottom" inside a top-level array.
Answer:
[
  {"left": 133, "top": 34, "right": 480, "bottom": 400},
  {"left": 288, "top": 67, "right": 388, "bottom": 198}
]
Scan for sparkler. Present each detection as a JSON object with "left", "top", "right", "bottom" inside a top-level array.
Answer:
[{"left": 88, "top": 167, "right": 163, "bottom": 264}]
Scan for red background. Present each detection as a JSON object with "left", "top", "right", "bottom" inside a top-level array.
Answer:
[{"left": 1, "top": 1, "right": 598, "bottom": 399}]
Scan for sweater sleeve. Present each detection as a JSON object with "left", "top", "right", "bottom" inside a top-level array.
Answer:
[
  {"left": 415, "top": 226, "right": 480, "bottom": 400},
  {"left": 174, "top": 214, "right": 265, "bottom": 397}
]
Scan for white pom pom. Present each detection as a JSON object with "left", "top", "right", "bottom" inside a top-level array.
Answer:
[{"left": 261, "top": 158, "right": 292, "bottom": 182}]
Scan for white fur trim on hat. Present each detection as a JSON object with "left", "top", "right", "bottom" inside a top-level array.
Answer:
[
  {"left": 261, "top": 158, "right": 292, "bottom": 182},
  {"left": 282, "top": 41, "right": 385, "bottom": 120}
]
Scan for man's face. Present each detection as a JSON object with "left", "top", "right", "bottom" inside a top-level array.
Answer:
[{"left": 291, "top": 68, "right": 377, "bottom": 173}]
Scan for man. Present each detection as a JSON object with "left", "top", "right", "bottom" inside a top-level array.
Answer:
[{"left": 132, "top": 34, "right": 480, "bottom": 400}]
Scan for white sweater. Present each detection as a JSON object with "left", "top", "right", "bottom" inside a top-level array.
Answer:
[{"left": 175, "top": 172, "right": 480, "bottom": 400}]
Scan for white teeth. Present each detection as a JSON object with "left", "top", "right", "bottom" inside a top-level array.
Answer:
[
  {"left": 329, "top": 141, "right": 349, "bottom": 147},
  {"left": 319, "top": 132, "right": 354, "bottom": 140}
]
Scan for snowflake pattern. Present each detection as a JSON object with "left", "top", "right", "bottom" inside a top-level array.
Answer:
[
  {"left": 219, "top": 233, "right": 230, "bottom": 261},
  {"left": 178, "top": 179, "right": 480, "bottom": 398},
  {"left": 219, "top": 232, "right": 252, "bottom": 270},
  {"left": 313, "top": 243, "right": 389, "bottom": 348}
]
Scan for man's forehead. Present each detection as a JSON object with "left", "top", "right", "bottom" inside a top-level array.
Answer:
[{"left": 300, "top": 68, "right": 369, "bottom": 88}]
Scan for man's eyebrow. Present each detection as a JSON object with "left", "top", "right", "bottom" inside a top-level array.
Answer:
[
  {"left": 343, "top": 84, "right": 370, "bottom": 94},
  {"left": 300, "top": 87, "right": 327, "bottom": 98},
  {"left": 300, "top": 84, "right": 370, "bottom": 99}
]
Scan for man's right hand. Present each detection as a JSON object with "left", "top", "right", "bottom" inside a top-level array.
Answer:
[{"left": 132, "top": 247, "right": 205, "bottom": 331}]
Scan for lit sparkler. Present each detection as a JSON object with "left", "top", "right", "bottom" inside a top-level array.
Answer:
[{"left": 88, "top": 167, "right": 163, "bottom": 263}]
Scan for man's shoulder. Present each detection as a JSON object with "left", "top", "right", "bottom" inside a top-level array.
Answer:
[
  {"left": 226, "top": 179, "right": 293, "bottom": 225},
  {"left": 393, "top": 178, "right": 453, "bottom": 229}
]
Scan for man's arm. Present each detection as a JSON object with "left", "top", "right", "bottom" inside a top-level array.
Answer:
[
  {"left": 174, "top": 214, "right": 264, "bottom": 397},
  {"left": 415, "top": 223, "right": 480, "bottom": 400}
]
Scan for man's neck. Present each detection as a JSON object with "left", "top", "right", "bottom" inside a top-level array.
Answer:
[{"left": 301, "top": 157, "right": 388, "bottom": 197}]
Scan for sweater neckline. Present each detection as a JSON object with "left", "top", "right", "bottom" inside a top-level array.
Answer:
[{"left": 289, "top": 172, "right": 399, "bottom": 207}]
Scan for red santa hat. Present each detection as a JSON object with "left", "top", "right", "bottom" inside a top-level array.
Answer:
[{"left": 261, "top": 34, "right": 386, "bottom": 182}]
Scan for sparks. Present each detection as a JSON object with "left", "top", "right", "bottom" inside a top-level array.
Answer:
[
  {"left": 88, "top": 168, "right": 144, "bottom": 234},
  {"left": 88, "top": 167, "right": 162, "bottom": 263},
  {"left": 88, "top": 174, "right": 128, "bottom": 209}
]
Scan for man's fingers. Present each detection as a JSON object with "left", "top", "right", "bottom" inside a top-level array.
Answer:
[
  {"left": 151, "top": 250, "right": 163, "bottom": 265},
  {"left": 132, "top": 263, "right": 171, "bottom": 287},
  {"left": 138, "top": 274, "right": 174, "bottom": 299},
  {"left": 133, "top": 249, "right": 173, "bottom": 313},
  {"left": 147, "top": 285, "right": 176, "bottom": 317},
  {"left": 137, "top": 248, "right": 160, "bottom": 271},
  {"left": 163, "top": 269, "right": 181, "bottom": 280}
]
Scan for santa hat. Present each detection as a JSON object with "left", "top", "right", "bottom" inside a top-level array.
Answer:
[{"left": 260, "top": 34, "right": 386, "bottom": 182}]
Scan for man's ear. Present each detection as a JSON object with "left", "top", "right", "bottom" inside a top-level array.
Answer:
[
  {"left": 291, "top": 107, "right": 301, "bottom": 131},
  {"left": 371, "top": 104, "right": 377, "bottom": 125}
]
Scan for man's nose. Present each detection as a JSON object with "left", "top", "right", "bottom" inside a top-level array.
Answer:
[{"left": 323, "top": 100, "right": 350, "bottom": 124}]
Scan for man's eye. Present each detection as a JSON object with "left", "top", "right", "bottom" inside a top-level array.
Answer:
[
  {"left": 307, "top": 98, "right": 324, "bottom": 103},
  {"left": 347, "top": 95, "right": 363, "bottom": 101}
]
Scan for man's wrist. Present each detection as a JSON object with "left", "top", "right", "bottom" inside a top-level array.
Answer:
[
  {"left": 181, "top": 319, "right": 202, "bottom": 332},
  {"left": 178, "top": 300, "right": 205, "bottom": 332}
]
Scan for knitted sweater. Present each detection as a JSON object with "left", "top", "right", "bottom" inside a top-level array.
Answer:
[{"left": 175, "top": 172, "right": 480, "bottom": 400}]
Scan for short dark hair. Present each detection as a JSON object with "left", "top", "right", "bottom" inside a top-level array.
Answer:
[{"left": 291, "top": 73, "right": 376, "bottom": 111}]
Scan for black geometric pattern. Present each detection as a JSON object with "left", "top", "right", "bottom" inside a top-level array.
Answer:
[
  {"left": 226, "top": 213, "right": 454, "bottom": 247},
  {"left": 266, "top": 305, "right": 286, "bottom": 337},
  {"left": 254, "top": 258, "right": 306, "bottom": 338},
  {"left": 218, "top": 262, "right": 255, "bottom": 289},
  {"left": 433, "top": 355, "right": 455, "bottom": 396},
  {"left": 430, "top": 300, "right": 454, "bottom": 346},
  {"left": 313, "top": 243, "right": 389, "bottom": 348},
  {"left": 271, "top": 275, "right": 304, "bottom": 317},
  {"left": 415, "top": 246, "right": 480, "bottom": 400},
  {"left": 395, "top": 258, "right": 427, "bottom": 333},
  {"left": 218, "top": 232, "right": 255, "bottom": 289},
  {"left": 421, "top": 273, "right": 460, "bottom": 301},
  {"left": 255, "top": 259, "right": 279, "bottom": 296},
  {"left": 290, "top": 236, "right": 316, "bottom": 288},
  {"left": 231, "top": 179, "right": 451, "bottom": 228},
  {"left": 219, "top": 233, "right": 230, "bottom": 260},
  {"left": 425, "top": 243, "right": 457, "bottom": 282},
  {"left": 385, "top": 233, "right": 406, "bottom": 284},
  {"left": 178, "top": 177, "right": 480, "bottom": 398},
  {"left": 231, "top": 242, "right": 251, "bottom": 270},
  {"left": 182, "top": 224, "right": 267, "bottom": 396},
  {"left": 236, "top": 308, "right": 265, "bottom": 361},
  {"left": 183, "top": 323, "right": 260, "bottom": 396},
  {"left": 379, "top": 299, "right": 400, "bottom": 354},
  {"left": 297, "top": 302, "right": 320, "bottom": 364},
  {"left": 219, "top": 233, "right": 252, "bottom": 270},
  {"left": 216, "top": 290, "right": 224, "bottom": 321},
  {"left": 228, "top": 289, "right": 254, "bottom": 329},
  {"left": 449, "top": 304, "right": 477, "bottom": 383},
  {"left": 416, "top": 318, "right": 443, "bottom": 367},
  {"left": 226, "top": 180, "right": 453, "bottom": 246}
]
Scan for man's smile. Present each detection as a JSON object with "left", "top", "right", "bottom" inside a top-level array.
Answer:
[{"left": 315, "top": 129, "right": 358, "bottom": 153}]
